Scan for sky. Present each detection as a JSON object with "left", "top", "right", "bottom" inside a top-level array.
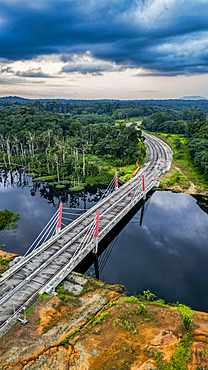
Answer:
[{"left": 1, "top": 0, "right": 208, "bottom": 100}]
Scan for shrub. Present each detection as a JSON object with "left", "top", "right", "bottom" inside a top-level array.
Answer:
[
  {"left": 0, "top": 210, "right": 20, "bottom": 230},
  {"left": 182, "top": 315, "right": 193, "bottom": 332},
  {"left": 59, "top": 294, "right": 68, "bottom": 302},
  {"left": 136, "top": 304, "right": 147, "bottom": 315},
  {"left": 125, "top": 296, "right": 139, "bottom": 304}
]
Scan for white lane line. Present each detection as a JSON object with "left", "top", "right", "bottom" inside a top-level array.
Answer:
[{"left": 17, "top": 293, "right": 25, "bottom": 301}]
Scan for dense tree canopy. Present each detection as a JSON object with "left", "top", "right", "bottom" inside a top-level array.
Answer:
[
  {"left": 0, "top": 102, "right": 144, "bottom": 186},
  {"left": 1, "top": 98, "right": 208, "bottom": 182},
  {"left": 142, "top": 106, "right": 208, "bottom": 180}
]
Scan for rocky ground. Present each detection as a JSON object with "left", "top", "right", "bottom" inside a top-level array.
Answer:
[{"left": 0, "top": 271, "right": 208, "bottom": 370}]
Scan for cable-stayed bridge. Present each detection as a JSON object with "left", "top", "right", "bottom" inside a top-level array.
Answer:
[{"left": 0, "top": 132, "right": 172, "bottom": 337}]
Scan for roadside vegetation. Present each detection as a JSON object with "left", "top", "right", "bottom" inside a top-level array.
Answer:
[
  {"left": 151, "top": 133, "right": 208, "bottom": 191},
  {"left": 142, "top": 109, "right": 208, "bottom": 191}
]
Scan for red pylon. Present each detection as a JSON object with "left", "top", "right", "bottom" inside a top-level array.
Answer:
[
  {"left": 115, "top": 171, "right": 118, "bottom": 190},
  {"left": 93, "top": 210, "right": 99, "bottom": 253},
  {"left": 56, "top": 203, "right": 63, "bottom": 234}
]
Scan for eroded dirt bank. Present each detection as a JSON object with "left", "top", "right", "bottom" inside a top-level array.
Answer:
[{"left": 0, "top": 272, "right": 208, "bottom": 370}]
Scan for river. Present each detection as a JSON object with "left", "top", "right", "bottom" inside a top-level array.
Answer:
[{"left": 1, "top": 170, "right": 208, "bottom": 312}]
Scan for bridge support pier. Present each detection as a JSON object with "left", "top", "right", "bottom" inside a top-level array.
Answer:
[
  {"left": 140, "top": 203, "right": 145, "bottom": 226},
  {"left": 93, "top": 253, "right": 99, "bottom": 279}
]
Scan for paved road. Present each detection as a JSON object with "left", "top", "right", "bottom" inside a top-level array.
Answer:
[{"left": 0, "top": 132, "right": 172, "bottom": 335}]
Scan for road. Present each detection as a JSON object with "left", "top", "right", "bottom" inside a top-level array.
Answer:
[{"left": 0, "top": 131, "right": 172, "bottom": 337}]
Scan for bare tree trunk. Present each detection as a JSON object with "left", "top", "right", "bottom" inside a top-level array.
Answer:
[
  {"left": 28, "top": 142, "right": 32, "bottom": 157},
  {"left": 6, "top": 138, "right": 11, "bottom": 166},
  {"left": 13, "top": 136, "right": 19, "bottom": 159},
  {"left": 45, "top": 148, "right": 50, "bottom": 174},
  {"left": 62, "top": 140, "right": 66, "bottom": 165},
  {"left": 23, "top": 149, "right": 27, "bottom": 165},
  {"left": 29, "top": 133, "right": 35, "bottom": 157},
  {"left": 3, "top": 153, "right": 7, "bottom": 167},
  {"left": 62, "top": 141, "right": 65, "bottom": 181},
  {"left": 54, "top": 154, "right": 60, "bottom": 183},
  {"left": 20, "top": 143, "right": 24, "bottom": 166},
  {"left": 83, "top": 144, "right": 85, "bottom": 178},
  {"left": 74, "top": 149, "right": 76, "bottom": 172},
  {"left": 0, "top": 135, "right": 5, "bottom": 152}
]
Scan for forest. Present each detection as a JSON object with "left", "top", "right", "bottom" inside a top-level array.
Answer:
[
  {"left": 142, "top": 109, "right": 208, "bottom": 179},
  {"left": 0, "top": 101, "right": 146, "bottom": 189},
  {"left": 0, "top": 99, "right": 208, "bottom": 186}
]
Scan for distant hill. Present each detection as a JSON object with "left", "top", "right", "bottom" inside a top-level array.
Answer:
[
  {"left": 0, "top": 96, "right": 32, "bottom": 103},
  {"left": 180, "top": 95, "right": 208, "bottom": 100},
  {"left": 0, "top": 96, "right": 118, "bottom": 104}
]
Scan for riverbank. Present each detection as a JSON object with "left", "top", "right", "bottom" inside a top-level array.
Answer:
[
  {"left": 1, "top": 268, "right": 208, "bottom": 369},
  {"left": 150, "top": 132, "right": 208, "bottom": 196},
  {"left": 0, "top": 249, "right": 18, "bottom": 277}
]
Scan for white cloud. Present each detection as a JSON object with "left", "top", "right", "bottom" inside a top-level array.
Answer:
[
  {"left": 151, "top": 191, "right": 191, "bottom": 211},
  {"left": 153, "top": 31, "right": 208, "bottom": 59},
  {"left": 134, "top": 0, "right": 179, "bottom": 27},
  {"left": 62, "top": 52, "right": 125, "bottom": 75}
]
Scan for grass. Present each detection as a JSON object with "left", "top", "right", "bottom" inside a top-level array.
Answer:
[
  {"left": 115, "top": 116, "right": 142, "bottom": 124},
  {"left": 27, "top": 172, "right": 38, "bottom": 177},
  {"left": 151, "top": 132, "right": 208, "bottom": 189},
  {"left": 42, "top": 322, "right": 57, "bottom": 333},
  {"left": 25, "top": 293, "right": 51, "bottom": 317},
  {"left": 70, "top": 184, "right": 85, "bottom": 191},
  {"left": 171, "top": 303, "right": 194, "bottom": 317},
  {"left": 86, "top": 154, "right": 138, "bottom": 183},
  {"left": 56, "top": 184, "right": 65, "bottom": 189},
  {"left": 33, "top": 175, "right": 56, "bottom": 181},
  {"left": 113, "top": 316, "right": 135, "bottom": 331},
  {"left": 124, "top": 296, "right": 139, "bottom": 304},
  {"left": 147, "top": 339, "right": 192, "bottom": 370},
  {"left": 92, "top": 312, "right": 109, "bottom": 327},
  {"left": 144, "top": 291, "right": 194, "bottom": 369},
  {"left": 160, "top": 169, "right": 189, "bottom": 189},
  {"left": 0, "top": 258, "right": 9, "bottom": 275}
]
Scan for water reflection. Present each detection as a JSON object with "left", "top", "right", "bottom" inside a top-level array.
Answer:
[
  {"left": 83, "top": 191, "right": 208, "bottom": 312},
  {"left": 0, "top": 170, "right": 105, "bottom": 255},
  {"left": 1, "top": 170, "right": 208, "bottom": 311}
]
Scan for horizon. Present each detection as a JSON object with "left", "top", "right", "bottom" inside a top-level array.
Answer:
[{"left": 1, "top": 95, "right": 208, "bottom": 102}]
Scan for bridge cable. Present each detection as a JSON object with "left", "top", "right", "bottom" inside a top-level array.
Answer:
[{"left": 23, "top": 209, "right": 59, "bottom": 257}]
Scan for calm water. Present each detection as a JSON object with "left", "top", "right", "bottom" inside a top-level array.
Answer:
[
  {"left": 91, "top": 191, "right": 208, "bottom": 312},
  {"left": 1, "top": 170, "right": 208, "bottom": 312},
  {"left": 0, "top": 171, "right": 105, "bottom": 256}
]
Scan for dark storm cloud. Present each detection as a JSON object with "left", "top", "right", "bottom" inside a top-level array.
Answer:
[
  {"left": 1, "top": 0, "right": 208, "bottom": 76},
  {"left": 15, "top": 69, "right": 54, "bottom": 78}
]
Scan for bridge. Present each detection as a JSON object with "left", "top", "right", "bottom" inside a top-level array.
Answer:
[{"left": 0, "top": 132, "right": 172, "bottom": 337}]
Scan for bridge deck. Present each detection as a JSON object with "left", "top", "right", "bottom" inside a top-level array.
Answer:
[{"left": 0, "top": 132, "right": 172, "bottom": 337}]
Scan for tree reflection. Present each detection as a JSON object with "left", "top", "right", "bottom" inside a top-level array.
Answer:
[{"left": 0, "top": 170, "right": 106, "bottom": 209}]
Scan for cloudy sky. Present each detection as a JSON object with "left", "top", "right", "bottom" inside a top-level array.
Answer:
[{"left": 1, "top": 0, "right": 208, "bottom": 99}]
